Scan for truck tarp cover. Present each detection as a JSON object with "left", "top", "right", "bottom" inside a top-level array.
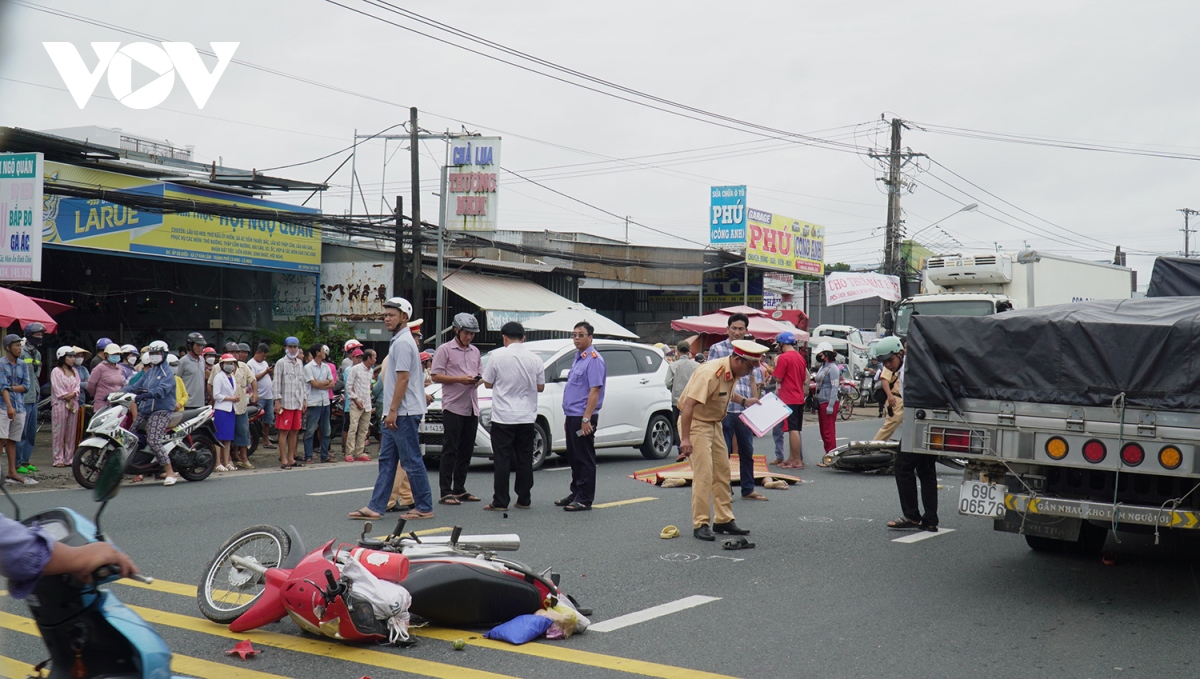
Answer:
[
  {"left": 1147, "top": 256, "right": 1200, "bottom": 297},
  {"left": 904, "top": 298, "right": 1200, "bottom": 412}
]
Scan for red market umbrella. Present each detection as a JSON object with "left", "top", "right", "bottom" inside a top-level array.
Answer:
[
  {"left": 671, "top": 306, "right": 806, "bottom": 343},
  {"left": 0, "top": 288, "right": 59, "bottom": 334},
  {"left": 28, "top": 296, "right": 74, "bottom": 317}
]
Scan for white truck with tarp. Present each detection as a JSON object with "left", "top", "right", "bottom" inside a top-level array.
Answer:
[
  {"left": 901, "top": 297, "right": 1200, "bottom": 553},
  {"left": 893, "top": 250, "right": 1134, "bottom": 338}
]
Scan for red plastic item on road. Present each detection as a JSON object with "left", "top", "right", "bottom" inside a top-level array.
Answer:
[
  {"left": 226, "top": 639, "right": 261, "bottom": 660},
  {"left": 347, "top": 547, "right": 410, "bottom": 582}
]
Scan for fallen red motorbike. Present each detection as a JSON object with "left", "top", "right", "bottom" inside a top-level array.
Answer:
[{"left": 197, "top": 521, "right": 584, "bottom": 645}]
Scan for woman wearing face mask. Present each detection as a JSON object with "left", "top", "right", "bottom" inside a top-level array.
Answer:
[
  {"left": 129, "top": 341, "right": 179, "bottom": 486},
  {"left": 202, "top": 347, "right": 217, "bottom": 403},
  {"left": 85, "top": 344, "right": 127, "bottom": 413},
  {"left": 811, "top": 342, "right": 842, "bottom": 460},
  {"left": 212, "top": 354, "right": 239, "bottom": 472},
  {"left": 49, "top": 347, "right": 81, "bottom": 468},
  {"left": 117, "top": 344, "right": 138, "bottom": 381}
]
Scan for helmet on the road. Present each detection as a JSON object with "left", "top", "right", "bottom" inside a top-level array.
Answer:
[
  {"left": 870, "top": 336, "right": 904, "bottom": 360},
  {"left": 775, "top": 331, "right": 798, "bottom": 346},
  {"left": 452, "top": 313, "right": 480, "bottom": 333},
  {"left": 23, "top": 322, "right": 45, "bottom": 336},
  {"left": 186, "top": 332, "right": 206, "bottom": 347},
  {"left": 383, "top": 297, "right": 413, "bottom": 316},
  {"left": 148, "top": 340, "right": 169, "bottom": 353},
  {"left": 96, "top": 337, "right": 112, "bottom": 350}
]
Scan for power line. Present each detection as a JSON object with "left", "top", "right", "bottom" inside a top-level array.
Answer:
[{"left": 911, "top": 120, "right": 1200, "bottom": 163}]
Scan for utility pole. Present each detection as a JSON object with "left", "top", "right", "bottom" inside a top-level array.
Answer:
[
  {"left": 409, "top": 107, "right": 423, "bottom": 321},
  {"left": 1179, "top": 208, "right": 1198, "bottom": 257},
  {"left": 869, "top": 117, "right": 925, "bottom": 331},
  {"left": 393, "top": 196, "right": 406, "bottom": 300},
  {"left": 624, "top": 215, "right": 630, "bottom": 243}
]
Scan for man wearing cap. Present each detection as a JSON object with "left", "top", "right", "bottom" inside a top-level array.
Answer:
[
  {"left": 0, "top": 335, "right": 32, "bottom": 483},
  {"left": 430, "top": 313, "right": 483, "bottom": 505},
  {"left": 274, "top": 337, "right": 307, "bottom": 469},
  {"left": 481, "top": 322, "right": 544, "bottom": 511},
  {"left": 557, "top": 321, "right": 606, "bottom": 512},
  {"left": 678, "top": 339, "right": 765, "bottom": 540},
  {"left": 351, "top": 297, "right": 433, "bottom": 521},
  {"left": 179, "top": 333, "right": 207, "bottom": 410},
  {"left": 665, "top": 340, "right": 697, "bottom": 461},
  {"left": 705, "top": 313, "right": 769, "bottom": 500}
]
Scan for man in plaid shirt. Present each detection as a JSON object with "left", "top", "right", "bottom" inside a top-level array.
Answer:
[{"left": 706, "top": 313, "right": 769, "bottom": 500}]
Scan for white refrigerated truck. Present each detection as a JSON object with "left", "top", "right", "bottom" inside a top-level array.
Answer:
[{"left": 894, "top": 250, "right": 1134, "bottom": 338}]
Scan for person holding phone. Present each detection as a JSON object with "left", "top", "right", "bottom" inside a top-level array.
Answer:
[{"left": 430, "top": 313, "right": 483, "bottom": 506}]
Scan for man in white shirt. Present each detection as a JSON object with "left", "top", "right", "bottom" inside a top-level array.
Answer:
[
  {"left": 303, "top": 344, "right": 335, "bottom": 463},
  {"left": 344, "top": 348, "right": 376, "bottom": 462},
  {"left": 247, "top": 344, "right": 275, "bottom": 449},
  {"left": 481, "top": 322, "right": 545, "bottom": 510}
]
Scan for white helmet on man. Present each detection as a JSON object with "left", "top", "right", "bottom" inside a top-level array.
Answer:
[
  {"left": 382, "top": 297, "right": 412, "bottom": 316},
  {"left": 148, "top": 340, "right": 169, "bottom": 353}
]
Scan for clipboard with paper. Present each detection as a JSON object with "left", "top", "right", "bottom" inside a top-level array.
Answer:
[{"left": 739, "top": 392, "right": 792, "bottom": 437}]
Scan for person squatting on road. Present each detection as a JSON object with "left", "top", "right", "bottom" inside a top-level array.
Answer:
[
  {"left": 351, "top": 296, "right": 433, "bottom": 521},
  {"left": 273, "top": 336, "right": 307, "bottom": 469},
  {"left": 481, "top": 322, "right": 545, "bottom": 511},
  {"left": 678, "top": 339, "right": 766, "bottom": 541},
  {"left": 130, "top": 342, "right": 179, "bottom": 486},
  {"left": 874, "top": 338, "right": 938, "bottom": 532},
  {"left": 49, "top": 346, "right": 81, "bottom": 468},
  {"left": 812, "top": 341, "right": 841, "bottom": 460},
  {"left": 430, "top": 313, "right": 483, "bottom": 506},
  {"left": 706, "top": 313, "right": 770, "bottom": 501},
  {"left": 665, "top": 340, "right": 697, "bottom": 462},
  {"left": 556, "top": 321, "right": 606, "bottom": 513},
  {"left": 344, "top": 348, "right": 376, "bottom": 462}
]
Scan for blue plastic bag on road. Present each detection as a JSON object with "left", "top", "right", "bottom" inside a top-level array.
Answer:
[{"left": 483, "top": 614, "right": 553, "bottom": 645}]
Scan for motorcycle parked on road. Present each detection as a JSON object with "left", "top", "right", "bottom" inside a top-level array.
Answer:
[
  {"left": 72, "top": 392, "right": 217, "bottom": 489},
  {"left": 197, "top": 519, "right": 587, "bottom": 642},
  {"left": 3, "top": 449, "right": 186, "bottom": 678}
]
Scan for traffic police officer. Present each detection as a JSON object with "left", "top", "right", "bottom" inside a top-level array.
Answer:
[{"left": 678, "top": 339, "right": 767, "bottom": 540}]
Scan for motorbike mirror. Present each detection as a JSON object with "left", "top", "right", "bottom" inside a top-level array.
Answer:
[
  {"left": 360, "top": 522, "right": 373, "bottom": 542},
  {"left": 391, "top": 518, "right": 407, "bottom": 538},
  {"left": 94, "top": 450, "right": 125, "bottom": 504},
  {"left": 450, "top": 526, "right": 462, "bottom": 547}
]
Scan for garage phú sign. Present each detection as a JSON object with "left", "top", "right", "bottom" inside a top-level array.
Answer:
[
  {"left": 443, "top": 137, "right": 500, "bottom": 232},
  {"left": 745, "top": 209, "right": 825, "bottom": 275}
]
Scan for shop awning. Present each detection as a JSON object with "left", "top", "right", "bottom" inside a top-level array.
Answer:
[{"left": 424, "top": 267, "right": 576, "bottom": 330}]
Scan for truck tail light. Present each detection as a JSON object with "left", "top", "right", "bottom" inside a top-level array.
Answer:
[
  {"left": 945, "top": 431, "right": 971, "bottom": 452},
  {"left": 1159, "top": 445, "right": 1183, "bottom": 470},
  {"left": 1045, "top": 437, "right": 1068, "bottom": 460},
  {"left": 1119, "top": 443, "right": 1144, "bottom": 467},
  {"left": 1082, "top": 440, "right": 1106, "bottom": 464},
  {"left": 929, "top": 430, "right": 945, "bottom": 450}
]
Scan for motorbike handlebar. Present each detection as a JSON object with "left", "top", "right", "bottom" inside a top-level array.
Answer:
[{"left": 92, "top": 565, "right": 152, "bottom": 584}]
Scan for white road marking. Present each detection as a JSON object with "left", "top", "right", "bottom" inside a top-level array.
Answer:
[
  {"left": 892, "top": 528, "right": 956, "bottom": 543},
  {"left": 307, "top": 486, "right": 374, "bottom": 496},
  {"left": 707, "top": 555, "right": 744, "bottom": 562},
  {"left": 543, "top": 466, "right": 572, "bottom": 472},
  {"left": 589, "top": 595, "right": 721, "bottom": 633}
]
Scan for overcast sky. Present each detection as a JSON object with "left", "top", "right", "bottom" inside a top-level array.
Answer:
[{"left": 2, "top": 0, "right": 1198, "bottom": 285}]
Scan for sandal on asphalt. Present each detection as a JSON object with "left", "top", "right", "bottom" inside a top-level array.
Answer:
[
  {"left": 438, "top": 495, "right": 461, "bottom": 505},
  {"left": 482, "top": 504, "right": 507, "bottom": 511},
  {"left": 131, "top": 475, "right": 145, "bottom": 483},
  {"left": 554, "top": 496, "right": 575, "bottom": 507},
  {"left": 920, "top": 523, "right": 939, "bottom": 532},
  {"left": 456, "top": 493, "right": 481, "bottom": 502},
  {"left": 400, "top": 510, "right": 434, "bottom": 520},
  {"left": 162, "top": 476, "right": 178, "bottom": 487},
  {"left": 742, "top": 492, "right": 769, "bottom": 501},
  {"left": 515, "top": 503, "right": 531, "bottom": 509},
  {"left": 563, "top": 502, "right": 591, "bottom": 512},
  {"left": 348, "top": 509, "right": 381, "bottom": 520},
  {"left": 887, "top": 517, "right": 922, "bottom": 530}
]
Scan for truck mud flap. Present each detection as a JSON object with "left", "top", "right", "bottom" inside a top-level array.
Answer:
[{"left": 995, "top": 511, "right": 1081, "bottom": 541}]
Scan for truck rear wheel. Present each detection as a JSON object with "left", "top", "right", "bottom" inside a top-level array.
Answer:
[{"left": 1024, "top": 535, "right": 1065, "bottom": 552}]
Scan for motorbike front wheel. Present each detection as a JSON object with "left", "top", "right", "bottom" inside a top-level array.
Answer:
[
  {"left": 72, "top": 445, "right": 110, "bottom": 490},
  {"left": 197, "top": 524, "right": 292, "bottom": 624}
]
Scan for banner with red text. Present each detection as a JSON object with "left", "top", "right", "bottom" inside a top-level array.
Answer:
[
  {"left": 825, "top": 271, "right": 901, "bottom": 305},
  {"left": 745, "top": 208, "right": 824, "bottom": 275},
  {"left": 443, "top": 136, "right": 500, "bottom": 231}
]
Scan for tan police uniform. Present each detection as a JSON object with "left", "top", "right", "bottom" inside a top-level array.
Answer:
[
  {"left": 679, "top": 356, "right": 741, "bottom": 529},
  {"left": 873, "top": 366, "right": 904, "bottom": 441}
]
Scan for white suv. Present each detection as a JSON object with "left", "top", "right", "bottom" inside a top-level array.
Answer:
[{"left": 419, "top": 339, "right": 676, "bottom": 470}]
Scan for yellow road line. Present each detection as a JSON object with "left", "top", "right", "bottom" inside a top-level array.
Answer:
[
  {"left": 0, "top": 654, "right": 33, "bottom": 679},
  {"left": 0, "top": 612, "right": 291, "bottom": 679},
  {"left": 124, "top": 604, "right": 517, "bottom": 679},
  {"left": 592, "top": 496, "right": 659, "bottom": 509}
]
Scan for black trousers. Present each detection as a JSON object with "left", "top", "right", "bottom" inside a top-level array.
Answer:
[
  {"left": 439, "top": 411, "right": 478, "bottom": 498},
  {"left": 671, "top": 406, "right": 682, "bottom": 446},
  {"left": 490, "top": 422, "right": 534, "bottom": 508},
  {"left": 564, "top": 415, "right": 598, "bottom": 506},
  {"left": 895, "top": 450, "right": 938, "bottom": 526}
]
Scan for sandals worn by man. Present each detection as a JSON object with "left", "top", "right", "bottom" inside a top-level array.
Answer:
[
  {"left": 887, "top": 517, "right": 922, "bottom": 530},
  {"left": 400, "top": 510, "right": 434, "bottom": 520},
  {"left": 742, "top": 492, "right": 769, "bottom": 501},
  {"left": 438, "top": 495, "right": 461, "bottom": 505},
  {"left": 456, "top": 493, "right": 481, "bottom": 503},
  {"left": 348, "top": 508, "right": 382, "bottom": 520}
]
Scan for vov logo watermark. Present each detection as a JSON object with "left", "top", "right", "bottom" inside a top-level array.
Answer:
[{"left": 43, "top": 42, "right": 239, "bottom": 110}]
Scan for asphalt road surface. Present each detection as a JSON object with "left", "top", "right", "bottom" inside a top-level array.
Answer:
[{"left": 3, "top": 417, "right": 1200, "bottom": 678}]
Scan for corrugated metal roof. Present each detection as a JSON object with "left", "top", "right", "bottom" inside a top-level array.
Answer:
[{"left": 424, "top": 267, "right": 575, "bottom": 312}]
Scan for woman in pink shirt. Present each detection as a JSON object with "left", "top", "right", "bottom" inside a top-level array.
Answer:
[{"left": 86, "top": 344, "right": 127, "bottom": 411}]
